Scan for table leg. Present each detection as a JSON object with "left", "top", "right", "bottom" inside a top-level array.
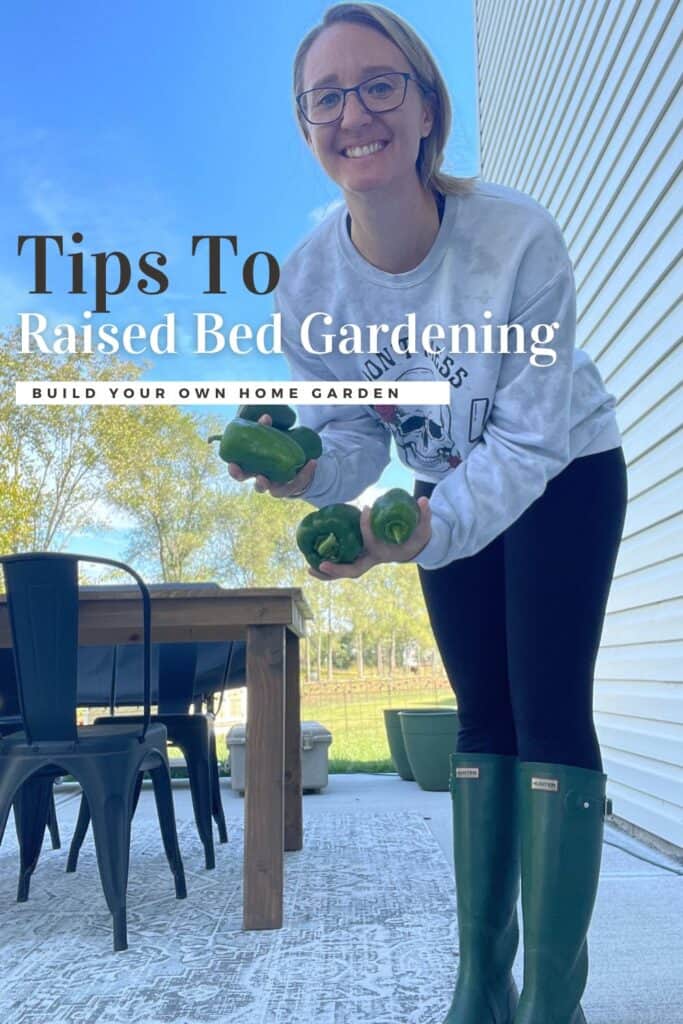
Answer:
[
  {"left": 243, "top": 623, "right": 285, "bottom": 930},
  {"left": 284, "top": 629, "right": 302, "bottom": 851}
]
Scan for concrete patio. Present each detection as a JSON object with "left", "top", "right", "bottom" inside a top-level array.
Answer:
[{"left": 1, "top": 773, "right": 681, "bottom": 1024}]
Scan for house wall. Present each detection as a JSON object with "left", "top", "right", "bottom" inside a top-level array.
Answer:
[{"left": 473, "top": 0, "right": 683, "bottom": 844}]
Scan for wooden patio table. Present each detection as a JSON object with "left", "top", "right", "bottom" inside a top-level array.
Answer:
[{"left": 0, "top": 582, "right": 313, "bottom": 931}]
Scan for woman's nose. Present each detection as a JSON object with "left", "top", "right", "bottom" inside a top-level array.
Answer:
[{"left": 339, "top": 90, "right": 373, "bottom": 129}]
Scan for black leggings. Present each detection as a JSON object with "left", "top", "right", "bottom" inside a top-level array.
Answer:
[{"left": 414, "top": 446, "right": 628, "bottom": 771}]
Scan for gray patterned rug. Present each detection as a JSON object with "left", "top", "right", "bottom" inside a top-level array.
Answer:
[{"left": 0, "top": 810, "right": 458, "bottom": 1024}]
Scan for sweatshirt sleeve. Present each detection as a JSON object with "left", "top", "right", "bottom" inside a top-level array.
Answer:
[
  {"left": 275, "top": 294, "right": 392, "bottom": 506},
  {"left": 410, "top": 250, "right": 577, "bottom": 570}
]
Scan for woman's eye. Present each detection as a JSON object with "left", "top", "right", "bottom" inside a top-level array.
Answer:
[
  {"left": 368, "top": 81, "right": 393, "bottom": 96},
  {"left": 316, "top": 91, "right": 340, "bottom": 108}
]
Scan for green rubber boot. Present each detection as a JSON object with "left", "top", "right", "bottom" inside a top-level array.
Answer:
[
  {"left": 514, "top": 761, "right": 608, "bottom": 1024},
  {"left": 442, "top": 752, "right": 520, "bottom": 1024}
]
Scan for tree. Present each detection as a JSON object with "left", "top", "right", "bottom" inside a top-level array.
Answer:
[
  {"left": 0, "top": 474, "right": 34, "bottom": 553},
  {"left": 0, "top": 330, "right": 141, "bottom": 553},
  {"left": 336, "top": 568, "right": 379, "bottom": 679},
  {"left": 334, "top": 561, "right": 434, "bottom": 677},
  {"left": 98, "top": 405, "right": 220, "bottom": 581},
  {"left": 204, "top": 487, "right": 305, "bottom": 587}
]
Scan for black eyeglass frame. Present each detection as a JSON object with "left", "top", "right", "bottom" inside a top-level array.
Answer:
[{"left": 296, "top": 71, "right": 433, "bottom": 125}]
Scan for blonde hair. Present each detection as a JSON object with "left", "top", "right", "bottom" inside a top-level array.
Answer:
[{"left": 293, "top": 2, "right": 478, "bottom": 198}]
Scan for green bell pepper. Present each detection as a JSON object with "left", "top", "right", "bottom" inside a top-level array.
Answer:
[
  {"left": 237, "top": 404, "right": 296, "bottom": 430},
  {"left": 285, "top": 426, "right": 323, "bottom": 462},
  {"left": 208, "top": 417, "right": 306, "bottom": 483},
  {"left": 296, "top": 504, "right": 364, "bottom": 570},
  {"left": 370, "top": 488, "right": 420, "bottom": 545}
]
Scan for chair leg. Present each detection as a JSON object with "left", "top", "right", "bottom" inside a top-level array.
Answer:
[
  {"left": 80, "top": 762, "right": 138, "bottom": 953},
  {"left": 0, "top": 759, "right": 38, "bottom": 849},
  {"left": 112, "top": 908, "right": 127, "bottom": 952},
  {"left": 46, "top": 792, "right": 61, "bottom": 850},
  {"left": 131, "top": 772, "right": 144, "bottom": 816},
  {"left": 209, "top": 728, "right": 229, "bottom": 844},
  {"left": 181, "top": 735, "right": 216, "bottom": 869},
  {"left": 148, "top": 761, "right": 187, "bottom": 900},
  {"left": 66, "top": 793, "right": 91, "bottom": 873},
  {"left": 68, "top": 770, "right": 145, "bottom": 876},
  {"left": 13, "top": 774, "right": 54, "bottom": 902}
]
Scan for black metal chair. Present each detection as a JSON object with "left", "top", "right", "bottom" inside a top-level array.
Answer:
[
  {"left": 194, "top": 640, "right": 246, "bottom": 843},
  {"left": 0, "top": 647, "right": 62, "bottom": 851},
  {"left": 0, "top": 552, "right": 187, "bottom": 952},
  {"left": 67, "top": 638, "right": 245, "bottom": 871}
]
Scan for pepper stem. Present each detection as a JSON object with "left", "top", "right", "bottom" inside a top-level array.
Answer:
[
  {"left": 315, "top": 533, "right": 339, "bottom": 561},
  {"left": 207, "top": 435, "right": 222, "bottom": 444},
  {"left": 387, "top": 523, "right": 406, "bottom": 544}
]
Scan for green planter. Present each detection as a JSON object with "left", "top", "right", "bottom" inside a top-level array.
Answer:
[
  {"left": 399, "top": 710, "right": 460, "bottom": 791},
  {"left": 383, "top": 707, "right": 451, "bottom": 781}
]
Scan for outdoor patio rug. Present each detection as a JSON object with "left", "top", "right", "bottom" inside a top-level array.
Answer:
[{"left": 0, "top": 809, "right": 459, "bottom": 1024}]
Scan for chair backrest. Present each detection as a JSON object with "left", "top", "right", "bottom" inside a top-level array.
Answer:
[
  {"left": 158, "top": 644, "right": 199, "bottom": 713},
  {"left": 192, "top": 641, "right": 246, "bottom": 719},
  {"left": 202, "top": 642, "right": 247, "bottom": 694},
  {"left": 193, "top": 642, "right": 233, "bottom": 698},
  {"left": 0, "top": 646, "right": 20, "bottom": 719},
  {"left": 1, "top": 554, "right": 80, "bottom": 742},
  {"left": 114, "top": 642, "right": 189, "bottom": 712},
  {"left": 0, "top": 552, "right": 152, "bottom": 744},
  {"left": 222, "top": 641, "right": 246, "bottom": 690},
  {"left": 112, "top": 640, "right": 247, "bottom": 713}
]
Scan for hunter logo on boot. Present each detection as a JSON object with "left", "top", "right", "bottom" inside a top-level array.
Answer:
[
  {"left": 455, "top": 767, "right": 480, "bottom": 778},
  {"left": 531, "top": 777, "right": 559, "bottom": 792}
]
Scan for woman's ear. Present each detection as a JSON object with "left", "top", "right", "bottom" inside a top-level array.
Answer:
[
  {"left": 302, "top": 123, "right": 315, "bottom": 151},
  {"left": 420, "top": 94, "right": 436, "bottom": 139},
  {"left": 305, "top": 130, "right": 317, "bottom": 159}
]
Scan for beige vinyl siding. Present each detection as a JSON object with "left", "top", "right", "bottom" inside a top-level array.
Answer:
[{"left": 474, "top": 0, "right": 683, "bottom": 846}]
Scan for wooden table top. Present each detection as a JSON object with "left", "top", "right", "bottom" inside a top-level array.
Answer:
[{"left": 0, "top": 584, "right": 313, "bottom": 646}]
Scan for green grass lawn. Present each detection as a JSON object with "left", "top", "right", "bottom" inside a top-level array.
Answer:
[
  {"left": 305, "top": 686, "right": 456, "bottom": 772},
  {"left": 215, "top": 680, "right": 456, "bottom": 773}
]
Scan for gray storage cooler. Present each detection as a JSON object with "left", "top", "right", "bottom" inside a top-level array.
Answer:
[{"left": 227, "top": 721, "right": 332, "bottom": 794}]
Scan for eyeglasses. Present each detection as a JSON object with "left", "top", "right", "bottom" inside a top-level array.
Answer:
[{"left": 296, "top": 71, "right": 429, "bottom": 125}]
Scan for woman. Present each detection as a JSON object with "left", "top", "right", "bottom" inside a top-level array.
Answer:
[{"left": 229, "top": 4, "right": 628, "bottom": 1022}]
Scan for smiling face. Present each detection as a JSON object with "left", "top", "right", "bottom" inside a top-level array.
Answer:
[{"left": 300, "top": 22, "right": 434, "bottom": 198}]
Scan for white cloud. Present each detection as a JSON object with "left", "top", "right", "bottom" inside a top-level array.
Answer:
[
  {"left": 2, "top": 121, "right": 181, "bottom": 262},
  {"left": 85, "top": 499, "right": 138, "bottom": 531},
  {"left": 0, "top": 272, "right": 32, "bottom": 329},
  {"left": 24, "top": 177, "right": 71, "bottom": 234}
]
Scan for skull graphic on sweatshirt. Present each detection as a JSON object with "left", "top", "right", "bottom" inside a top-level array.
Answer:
[{"left": 373, "top": 367, "right": 462, "bottom": 473}]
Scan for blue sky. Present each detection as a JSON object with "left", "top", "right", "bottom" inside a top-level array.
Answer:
[{"left": 1, "top": 0, "right": 479, "bottom": 550}]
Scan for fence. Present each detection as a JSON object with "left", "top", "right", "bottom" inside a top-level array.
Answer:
[
  {"left": 300, "top": 673, "right": 455, "bottom": 771},
  {"left": 211, "top": 673, "right": 455, "bottom": 771}
]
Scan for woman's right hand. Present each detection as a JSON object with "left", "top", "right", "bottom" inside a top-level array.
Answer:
[{"left": 226, "top": 413, "right": 317, "bottom": 498}]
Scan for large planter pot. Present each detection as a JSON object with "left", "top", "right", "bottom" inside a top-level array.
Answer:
[
  {"left": 399, "top": 710, "right": 460, "bottom": 791},
  {"left": 383, "top": 707, "right": 453, "bottom": 781}
]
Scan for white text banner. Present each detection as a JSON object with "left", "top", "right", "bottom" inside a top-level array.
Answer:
[{"left": 15, "top": 380, "right": 451, "bottom": 406}]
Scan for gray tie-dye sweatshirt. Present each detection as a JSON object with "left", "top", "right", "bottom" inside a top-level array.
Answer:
[{"left": 274, "top": 180, "right": 622, "bottom": 570}]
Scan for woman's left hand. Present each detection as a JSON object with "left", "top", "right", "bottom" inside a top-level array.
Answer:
[{"left": 308, "top": 497, "right": 432, "bottom": 580}]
